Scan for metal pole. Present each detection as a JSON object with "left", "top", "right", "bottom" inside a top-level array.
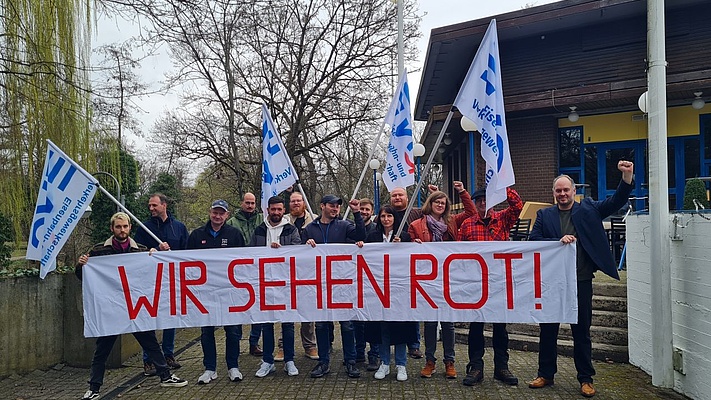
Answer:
[
  {"left": 416, "top": 156, "right": 421, "bottom": 207},
  {"left": 373, "top": 170, "right": 380, "bottom": 214},
  {"left": 647, "top": 0, "right": 673, "bottom": 387},
  {"left": 94, "top": 183, "right": 162, "bottom": 246},
  {"left": 93, "top": 171, "right": 122, "bottom": 212},
  {"left": 469, "top": 131, "right": 476, "bottom": 191},
  {"left": 396, "top": 0, "right": 404, "bottom": 76}
]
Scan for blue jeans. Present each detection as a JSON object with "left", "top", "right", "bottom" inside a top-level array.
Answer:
[
  {"left": 262, "top": 323, "right": 295, "bottom": 363},
  {"left": 143, "top": 328, "right": 175, "bottom": 363},
  {"left": 408, "top": 324, "right": 421, "bottom": 351},
  {"left": 316, "top": 321, "right": 355, "bottom": 365},
  {"left": 380, "top": 326, "right": 407, "bottom": 366},
  {"left": 201, "top": 325, "right": 242, "bottom": 371},
  {"left": 249, "top": 324, "right": 263, "bottom": 346}
]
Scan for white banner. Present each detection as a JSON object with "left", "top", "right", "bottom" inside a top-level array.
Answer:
[
  {"left": 453, "top": 19, "right": 515, "bottom": 211},
  {"left": 27, "top": 140, "right": 97, "bottom": 279},
  {"left": 82, "top": 241, "right": 577, "bottom": 337},
  {"left": 383, "top": 69, "right": 415, "bottom": 192},
  {"left": 261, "top": 103, "right": 298, "bottom": 214}
]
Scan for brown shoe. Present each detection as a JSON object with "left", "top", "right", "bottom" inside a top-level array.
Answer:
[
  {"left": 250, "top": 344, "right": 263, "bottom": 356},
  {"left": 165, "top": 356, "right": 182, "bottom": 369},
  {"left": 408, "top": 348, "right": 423, "bottom": 359},
  {"left": 528, "top": 376, "right": 554, "bottom": 388},
  {"left": 305, "top": 348, "right": 319, "bottom": 360},
  {"left": 444, "top": 360, "right": 457, "bottom": 379},
  {"left": 581, "top": 382, "right": 596, "bottom": 397},
  {"left": 143, "top": 362, "right": 157, "bottom": 376},
  {"left": 274, "top": 348, "right": 284, "bottom": 362},
  {"left": 420, "top": 360, "right": 436, "bottom": 378}
]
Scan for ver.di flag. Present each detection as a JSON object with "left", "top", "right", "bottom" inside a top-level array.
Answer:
[
  {"left": 261, "top": 103, "right": 298, "bottom": 214},
  {"left": 26, "top": 140, "right": 97, "bottom": 279},
  {"left": 382, "top": 69, "right": 415, "bottom": 192},
  {"left": 453, "top": 19, "right": 515, "bottom": 211}
]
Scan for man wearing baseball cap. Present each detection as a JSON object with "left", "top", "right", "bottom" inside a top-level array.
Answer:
[{"left": 187, "top": 199, "right": 246, "bottom": 384}]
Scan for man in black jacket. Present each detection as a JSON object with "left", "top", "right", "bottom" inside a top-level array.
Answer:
[
  {"left": 75, "top": 212, "right": 187, "bottom": 400},
  {"left": 188, "top": 200, "right": 246, "bottom": 385},
  {"left": 134, "top": 193, "right": 189, "bottom": 374}
]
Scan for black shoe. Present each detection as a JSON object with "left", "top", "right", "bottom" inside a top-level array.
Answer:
[
  {"left": 366, "top": 356, "right": 379, "bottom": 371},
  {"left": 408, "top": 348, "right": 423, "bottom": 359},
  {"left": 462, "top": 365, "right": 483, "bottom": 386},
  {"left": 494, "top": 369, "right": 519, "bottom": 385},
  {"left": 345, "top": 362, "right": 361, "bottom": 378},
  {"left": 165, "top": 356, "right": 182, "bottom": 369},
  {"left": 310, "top": 362, "right": 330, "bottom": 378},
  {"left": 81, "top": 390, "right": 100, "bottom": 400},
  {"left": 143, "top": 362, "right": 157, "bottom": 377}
]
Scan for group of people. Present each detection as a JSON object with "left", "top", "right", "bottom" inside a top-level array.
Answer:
[{"left": 75, "top": 160, "right": 634, "bottom": 399}]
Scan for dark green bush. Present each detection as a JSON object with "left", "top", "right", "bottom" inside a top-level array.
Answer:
[
  {"left": 683, "top": 178, "right": 710, "bottom": 210},
  {"left": 0, "top": 212, "right": 14, "bottom": 269}
]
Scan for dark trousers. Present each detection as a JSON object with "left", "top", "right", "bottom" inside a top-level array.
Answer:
[
  {"left": 467, "top": 322, "right": 509, "bottom": 371},
  {"left": 353, "top": 321, "right": 379, "bottom": 359},
  {"left": 89, "top": 331, "right": 169, "bottom": 391},
  {"left": 316, "top": 321, "right": 356, "bottom": 365},
  {"left": 538, "top": 279, "right": 595, "bottom": 384}
]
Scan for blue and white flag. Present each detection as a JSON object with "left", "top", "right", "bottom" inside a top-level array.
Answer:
[
  {"left": 453, "top": 19, "right": 515, "bottom": 211},
  {"left": 26, "top": 140, "right": 97, "bottom": 279},
  {"left": 261, "top": 103, "right": 298, "bottom": 214},
  {"left": 382, "top": 69, "right": 415, "bottom": 192}
]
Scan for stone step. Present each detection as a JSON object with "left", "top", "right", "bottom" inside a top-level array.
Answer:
[
  {"left": 593, "top": 281, "right": 627, "bottom": 298},
  {"left": 592, "top": 309, "right": 627, "bottom": 328},
  {"left": 454, "top": 328, "right": 629, "bottom": 363},
  {"left": 463, "top": 323, "right": 627, "bottom": 347},
  {"left": 593, "top": 295, "right": 627, "bottom": 312}
]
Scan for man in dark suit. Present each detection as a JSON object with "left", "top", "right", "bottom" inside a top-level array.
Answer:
[{"left": 528, "top": 160, "right": 634, "bottom": 398}]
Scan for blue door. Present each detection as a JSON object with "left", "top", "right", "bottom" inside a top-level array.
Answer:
[{"left": 596, "top": 141, "right": 647, "bottom": 211}]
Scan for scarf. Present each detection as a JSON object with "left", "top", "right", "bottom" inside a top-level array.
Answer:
[{"left": 426, "top": 214, "right": 447, "bottom": 242}]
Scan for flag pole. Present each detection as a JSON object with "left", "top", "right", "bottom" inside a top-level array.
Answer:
[
  {"left": 394, "top": 109, "right": 455, "bottom": 238},
  {"left": 295, "top": 181, "right": 315, "bottom": 218},
  {"left": 94, "top": 183, "right": 163, "bottom": 246}
]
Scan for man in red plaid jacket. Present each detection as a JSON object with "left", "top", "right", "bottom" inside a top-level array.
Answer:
[{"left": 458, "top": 187, "right": 523, "bottom": 387}]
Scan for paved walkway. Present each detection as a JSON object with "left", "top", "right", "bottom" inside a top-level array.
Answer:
[{"left": 1, "top": 326, "right": 688, "bottom": 400}]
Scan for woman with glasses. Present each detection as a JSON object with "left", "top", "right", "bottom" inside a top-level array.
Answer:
[{"left": 407, "top": 181, "right": 475, "bottom": 380}]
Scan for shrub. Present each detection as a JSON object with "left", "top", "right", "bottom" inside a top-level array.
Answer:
[
  {"left": 683, "top": 178, "right": 710, "bottom": 210},
  {"left": 0, "top": 212, "right": 14, "bottom": 269}
]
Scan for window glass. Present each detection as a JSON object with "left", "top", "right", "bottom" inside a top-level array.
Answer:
[{"left": 559, "top": 127, "right": 582, "bottom": 168}]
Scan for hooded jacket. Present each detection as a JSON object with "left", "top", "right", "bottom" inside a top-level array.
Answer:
[{"left": 249, "top": 216, "right": 302, "bottom": 247}]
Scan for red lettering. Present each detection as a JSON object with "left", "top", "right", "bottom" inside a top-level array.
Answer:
[
  {"left": 180, "top": 261, "right": 209, "bottom": 315},
  {"left": 228, "top": 259, "right": 256, "bottom": 312},
  {"left": 356, "top": 254, "right": 390, "bottom": 308},
  {"left": 260, "top": 257, "right": 286, "bottom": 311},
  {"left": 291, "top": 256, "right": 323, "bottom": 309},
  {"left": 326, "top": 255, "right": 353, "bottom": 309},
  {"left": 169, "top": 262, "right": 177, "bottom": 316},
  {"left": 533, "top": 252, "right": 542, "bottom": 310},
  {"left": 119, "top": 263, "right": 162, "bottom": 320},
  {"left": 410, "top": 254, "right": 438, "bottom": 309},
  {"left": 443, "top": 254, "right": 489, "bottom": 309},
  {"left": 494, "top": 253, "right": 523, "bottom": 310}
]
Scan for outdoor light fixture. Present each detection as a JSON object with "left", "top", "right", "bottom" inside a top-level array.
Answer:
[
  {"left": 692, "top": 92, "right": 705, "bottom": 110},
  {"left": 460, "top": 116, "right": 479, "bottom": 132},
  {"left": 437, "top": 147, "right": 445, "bottom": 154},
  {"left": 568, "top": 106, "right": 580, "bottom": 122},
  {"left": 443, "top": 132, "right": 452, "bottom": 146},
  {"left": 369, "top": 159, "right": 380, "bottom": 171},
  {"left": 413, "top": 143, "right": 425, "bottom": 157}
]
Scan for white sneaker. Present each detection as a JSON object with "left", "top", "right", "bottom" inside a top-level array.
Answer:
[
  {"left": 255, "top": 362, "right": 276, "bottom": 378},
  {"left": 228, "top": 367, "right": 243, "bottom": 382},
  {"left": 197, "top": 370, "right": 217, "bottom": 384},
  {"left": 396, "top": 365, "right": 408, "bottom": 381},
  {"left": 374, "top": 363, "right": 390, "bottom": 380},
  {"left": 284, "top": 361, "right": 299, "bottom": 376}
]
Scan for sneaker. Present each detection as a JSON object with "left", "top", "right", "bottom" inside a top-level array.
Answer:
[
  {"left": 408, "top": 348, "right": 423, "bottom": 359},
  {"left": 305, "top": 348, "right": 319, "bottom": 360},
  {"left": 396, "top": 365, "right": 408, "bottom": 381},
  {"left": 420, "top": 359, "right": 436, "bottom": 378},
  {"left": 165, "top": 356, "right": 182, "bottom": 369},
  {"left": 444, "top": 360, "right": 457, "bottom": 379},
  {"left": 256, "top": 361, "right": 276, "bottom": 377},
  {"left": 284, "top": 360, "right": 299, "bottom": 376},
  {"left": 81, "top": 390, "right": 100, "bottom": 400},
  {"left": 197, "top": 370, "right": 217, "bottom": 384},
  {"left": 494, "top": 369, "right": 519, "bottom": 385},
  {"left": 250, "top": 344, "right": 263, "bottom": 356},
  {"left": 143, "top": 362, "right": 156, "bottom": 377},
  {"left": 274, "top": 348, "right": 285, "bottom": 362},
  {"left": 160, "top": 374, "right": 188, "bottom": 388},
  {"left": 366, "top": 355, "right": 379, "bottom": 371},
  {"left": 228, "top": 368, "right": 243, "bottom": 382},
  {"left": 463, "top": 365, "right": 483, "bottom": 386},
  {"left": 310, "top": 362, "right": 330, "bottom": 378},
  {"left": 345, "top": 362, "right": 361, "bottom": 378},
  {"left": 374, "top": 363, "right": 390, "bottom": 380}
]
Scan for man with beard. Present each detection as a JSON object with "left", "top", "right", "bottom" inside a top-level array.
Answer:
[
  {"left": 250, "top": 196, "right": 302, "bottom": 378},
  {"left": 76, "top": 212, "right": 188, "bottom": 400}
]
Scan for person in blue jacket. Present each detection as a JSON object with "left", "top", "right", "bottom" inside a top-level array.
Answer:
[
  {"left": 134, "top": 193, "right": 189, "bottom": 374},
  {"left": 528, "top": 160, "right": 634, "bottom": 398}
]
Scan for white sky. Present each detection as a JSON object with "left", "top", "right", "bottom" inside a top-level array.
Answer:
[{"left": 93, "top": 0, "right": 558, "bottom": 150}]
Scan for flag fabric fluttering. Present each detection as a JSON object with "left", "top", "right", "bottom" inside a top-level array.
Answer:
[
  {"left": 453, "top": 19, "right": 515, "bottom": 211},
  {"left": 382, "top": 69, "right": 415, "bottom": 192},
  {"left": 26, "top": 140, "right": 98, "bottom": 279},
  {"left": 261, "top": 103, "right": 298, "bottom": 214}
]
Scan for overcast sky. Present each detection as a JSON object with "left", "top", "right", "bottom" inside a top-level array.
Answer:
[{"left": 93, "top": 0, "right": 558, "bottom": 148}]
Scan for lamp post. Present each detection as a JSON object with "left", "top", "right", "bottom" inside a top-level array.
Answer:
[
  {"left": 93, "top": 171, "right": 124, "bottom": 212},
  {"left": 413, "top": 143, "right": 426, "bottom": 207},
  {"left": 460, "top": 116, "right": 479, "bottom": 192},
  {"left": 369, "top": 159, "right": 381, "bottom": 214}
]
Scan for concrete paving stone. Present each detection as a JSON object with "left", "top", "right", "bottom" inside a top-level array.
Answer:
[{"left": 0, "top": 323, "right": 689, "bottom": 399}]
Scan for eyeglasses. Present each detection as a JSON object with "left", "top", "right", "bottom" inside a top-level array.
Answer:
[{"left": 432, "top": 200, "right": 447, "bottom": 206}]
